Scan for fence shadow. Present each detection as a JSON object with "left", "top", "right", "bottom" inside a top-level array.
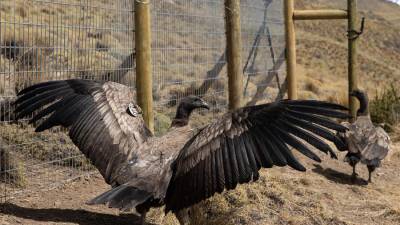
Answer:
[
  {"left": 0, "top": 203, "right": 155, "bottom": 225},
  {"left": 312, "top": 164, "right": 368, "bottom": 186}
]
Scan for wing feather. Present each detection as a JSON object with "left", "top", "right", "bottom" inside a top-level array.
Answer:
[
  {"left": 166, "top": 100, "right": 348, "bottom": 212},
  {"left": 15, "top": 79, "right": 152, "bottom": 186},
  {"left": 215, "top": 148, "right": 225, "bottom": 193}
]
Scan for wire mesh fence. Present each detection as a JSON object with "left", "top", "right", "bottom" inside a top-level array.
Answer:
[
  {"left": 0, "top": 0, "right": 285, "bottom": 203},
  {"left": 151, "top": 0, "right": 227, "bottom": 131},
  {"left": 241, "top": 0, "right": 286, "bottom": 105},
  {"left": 151, "top": 0, "right": 286, "bottom": 132},
  {"left": 0, "top": 0, "right": 135, "bottom": 202}
]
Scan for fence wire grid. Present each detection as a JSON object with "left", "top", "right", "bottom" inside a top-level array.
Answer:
[{"left": 0, "top": 0, "right": 285, "bottom": 202}]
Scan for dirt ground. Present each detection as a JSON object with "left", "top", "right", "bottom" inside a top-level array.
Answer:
[{"left": 0, "top": 141, "right": 399, "bottom": 225}]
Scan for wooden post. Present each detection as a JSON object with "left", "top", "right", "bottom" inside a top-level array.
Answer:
[
  {"left": 284, "top": 0, "right": 297, "bottom": 100},
  {"left": 225, "top": 0, "right": 243, "bottom": 110},
  {"left": 293, "top": 10, "right": 348, "bottom": 20},
  {"left": 348, "top": 0, "right": 358, "bottom": 120},
  {"left": 135, "top": 0, "right": 154, "bottom": 133}
]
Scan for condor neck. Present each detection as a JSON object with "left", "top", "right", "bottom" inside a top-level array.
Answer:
[
  {"left": 357, "top": 96, "right": 369, "bottom": 117},
  {"left": 171, "top": 105, "right": 193, "bottom": 127}
]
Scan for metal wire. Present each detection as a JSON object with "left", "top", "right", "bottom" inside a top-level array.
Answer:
[
  {"left": 0, "top": 0, "right": 285, "bottom": 203},
  {"left": 0, "top": 0, "right": 135, "bottom": 203},
  {"left": 241, "top": 0, "right": 286, "bottom": 104}
]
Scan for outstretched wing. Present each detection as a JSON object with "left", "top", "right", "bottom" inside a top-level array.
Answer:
[
  {"left": 166, "top": 100, "right": 349, "bottom": 212},
  {"left": 15, "top": 79, "right": 152, "bottom": 186}
]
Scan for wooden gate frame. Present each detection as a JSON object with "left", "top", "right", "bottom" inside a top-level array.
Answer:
[
  {"left": 134, "top": 0, "right": 362, "bottom": 131},
  {"left": 285, "top": 0, "right": 361, "bottom": 118}
]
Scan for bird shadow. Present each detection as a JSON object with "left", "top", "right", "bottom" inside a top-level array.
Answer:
[
  {"left": 311, "top": 164, "right": 368, "bottom": 186},
  {"left": 0, "top": 203, "right": 156, "bottom": 225}
]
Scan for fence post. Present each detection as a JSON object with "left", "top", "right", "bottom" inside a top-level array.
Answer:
[
  {"left": 225, "top": 0, "right": 243, "bottom": 110},
  {"left": 134, "top": 0, "right": 154, "bottom": 133},
  {"left": 284, "top": 0, "right": 297, "bottom": 100},
  {"left": 348, "top": 0, "right": 358, "bottom": 120},
  {"left": 293, "top": 10, "right": 348, "bottom": 20}
]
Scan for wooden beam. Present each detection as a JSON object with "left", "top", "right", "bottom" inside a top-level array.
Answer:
[
  {"left": 284, "top": 0, "right": 297, "bottom": 99},
  {"left": 225, "top": 0, "right": 243, "bottom": 110},
  {"left": 134, "top": 0, "right": 154, "bottom": 133},
  {"left": 293, "top": 9, "right": 348, "bottom": 20},
  {"left": 348, "top": 0, "right": 359, "bottom": 121}
]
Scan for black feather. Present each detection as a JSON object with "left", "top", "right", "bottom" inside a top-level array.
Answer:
[
  {"left": 278, "top": 119, "right": 337, "bottom": 158},
  {"left": 210, "top": 151, "right": 218, "bottom": 196},
  {"left": 69, "top": 103, "right": 98, "bottom": 143},
  {"left": 287, "top": 105, "right": 350, "bottom": 119},
  {"left": 58, "top": 96, "right": 92, "bottom": 127},
  {"left": 285, "top": 114, "right": 347, "bottom": 152},
  {"left": 215, "top": 144, "right": 225, "bottom": 193},
  {"left": 233, "top": 137, "right": 251, "bottom": 182},
  {"left": 250, "top": 130, "right": 274, "bottom": 168},
  {"left": 263, "top": 128, "right": 306, "bottom": 171},
  {"left": 256, "top": 126, "right": 287, "bottom": 166},
  {"left": 282, "top": 100, "right": 349, "bottom": 111},
  {"left": 272, "top": 125, "right": 322, "bottom": 162},
  {"left": 241, "top": 132, "right": 259, "bottom": 171},
  {"left": 29, "top": 99, "right": 63, "bottom": 124},
  {"left": 16, "top": 86, "right": 71, "bottom": 111},
  {"left": 16, "top": 82, "right": 67, "bottom": 104},
  {"left": 16, "top": 89, "right": 74, "bottom": 119},
  {"left": 198, "top": 159, "right": 205, "bottom": 202},
  {"left": 17, "top": 80, "right": 66, "bottom": 96},
  {"left": 226, "top": 137, "right": 239, "bottom": 187},
  {"left": 46, "top": 95, "right": 83, "bottom": 128},
  {"left": 288, "top": 109, "right": 348, "bottom": 132},
  {"left": 35, "top": 95, "right": 79, "bottom": 132},
  {"left": 221, "top": 137, "right": 234, "bottom": 189}
]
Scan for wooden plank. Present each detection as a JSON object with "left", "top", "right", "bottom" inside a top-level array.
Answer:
[
  {"left": 134, "top": 0, "right": 154, "bottom": 133},
  {"left": 284, "top": 0, "right": 297, "bottom": 99},
  {"left": 225, "top": 0, "right": 244, "bottom": 110},
  {"left": 293, "top": 9, "right": 348, "bottom": 20},
  {"left": 348, "top": 0, "right": 358, "bottom": 121}
]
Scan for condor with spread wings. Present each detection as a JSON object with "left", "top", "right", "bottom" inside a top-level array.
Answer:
[{"left": 15, "top": 79, "right": 348, "bottom": 224}]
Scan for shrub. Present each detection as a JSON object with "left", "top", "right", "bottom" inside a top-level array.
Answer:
[{"left": 370, "top": 85, "right": 400, "bottom": 132}]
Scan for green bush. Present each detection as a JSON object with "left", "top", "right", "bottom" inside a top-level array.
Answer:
[{"left": 370, "top": 85, "right": 400, "bottom": 132}]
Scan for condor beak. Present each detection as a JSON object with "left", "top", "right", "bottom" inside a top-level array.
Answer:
[{"left": 199, "top": 100, "right": 210, "bottom": 110}]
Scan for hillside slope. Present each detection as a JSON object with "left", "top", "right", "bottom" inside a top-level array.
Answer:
[{"left": 294, "top": 0, "right": 400, "bottom": 102}]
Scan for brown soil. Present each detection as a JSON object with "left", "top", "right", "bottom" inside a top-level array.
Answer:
[{"left": 0, "top": 142, "right": 399, "bottom": 225}]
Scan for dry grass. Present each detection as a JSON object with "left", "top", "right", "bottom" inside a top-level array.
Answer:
[
  {"left": 0, "top": 124, "right": 92, "bottom": 168},
  {"left": 370, "top": 85, "right": 400, "bottom": 132},
  {"left": 0, "top": 0, "right": 130, "bottom": 95},
  {"left": 0, "top": 147, "right": 26, "bottom": 188},
  {"left": 391, "top": 125, "right": 400, "bottom": 142},
  {"left": 294, "top": 0, "right": 400, "bottom": 102},
  {"left": 3, "top": 144, "right": 400, "bottom": 225}
]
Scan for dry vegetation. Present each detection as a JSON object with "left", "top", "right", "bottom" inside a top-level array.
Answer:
[
  {"left": 1, "top": 147, "right": 400, "bottom": 225},
  {"left": 0, "top": 0, "right": 399, "bottom": 225},
  {"left": 370, "top": 85, "right": 400, "bottom": 132},
  {"left": 294, "top": 0, "right": 400, "bottom": 102}
]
